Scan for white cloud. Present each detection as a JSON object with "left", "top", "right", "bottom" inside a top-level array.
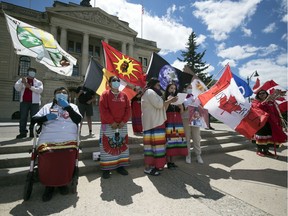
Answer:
[
  {"left": 94, "top": 0, "right": 192, "bottom": 55},
  {"left": 220, "top": 59, "right": 237, "bottom": 68},
  {"left": 217, "top": 44, "right": 279, "bottom": 60},
  {"left": 192, "top": 0, "right": 261, "bottom": 41},
  {"left": 241, "top": 27, "right": 252, "bottom": 37},
  {"left": 172, "top": 59, "right": 186, "bottom": 71},
  {"left": 276, "top": 53, "right": 288, "bottom": 65},
  {"left": 262, "top": 23, "right": 277, "bottom": 33},
  {"left": 281, "top": 33, "right": 288, "bottom": 41},
  {"left": 239, "top": 58, "right": 288, "bottom": 88},
  {"left": 282, "top": 14, "right": 288, "bottom": 23}
]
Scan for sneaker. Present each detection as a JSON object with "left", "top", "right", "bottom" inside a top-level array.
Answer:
[
  {"left": 144, "top": 168, "right": 160, "bottom": 176},
  {"left": 102, "top": 170, "right": 111, "bottom": 179},
  {"left": 16, "top": 133, "right": 27, "bottom": 139},
  {"left": 186, "top": 155, "right": 191, "bottom": 164},
  {"left": 196, "top": 155, "right": 204, "bottom": 164},
  {"left": 116, "top": 167, "right": 128, "bottom": 175},
  {"left": 58, "top": 186, "right": 69, "bottom": 195},
  {"left": 42, "top": 187, "right": 54, "bottom": 202}
]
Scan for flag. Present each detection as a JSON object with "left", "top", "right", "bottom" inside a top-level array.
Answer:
[
  {"left": 101, "top": 41, "right": 146, "bottom": 88},
  {"left": 84, "top": 58, "right": 137, "bottom": 100},
  {"left": 4, "top": 13, "right": 76, "bottom": 76},
  {"left": 83, "top": 58, "right": 112, "bottom": 95},
  {"left": 232, "top": 73, "right": 253, "bottom": 98},
  {"left": 146, "top": 52, "right": 193, "bottom": 91},
  {"left": 191, "top": 75, "right": 208, "bottom": 97},
  {"left": 254, "top": 80, "right": 287, "bottom": 113},
  {"left": 198, "top": 65, "right": 269, "bottom": 139},
  {"left": 252, "top": 78, "right": 260, "bottom": 91}
]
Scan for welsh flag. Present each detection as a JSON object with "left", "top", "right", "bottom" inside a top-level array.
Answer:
[
  {"left": 101, "top": 41, "right": 146, "bottom": 88},
  {"left": 198, "top": 65, "right": 269, "bottom": 139},
  {"left": 4, "top": 13, "right": 77, "bottom": 76}
]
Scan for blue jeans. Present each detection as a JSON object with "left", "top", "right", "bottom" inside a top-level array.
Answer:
[{"left": 19, "top": 102, "right": 39, "bottom": 134}]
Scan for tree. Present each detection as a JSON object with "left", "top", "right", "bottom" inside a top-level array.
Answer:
[{"left": 178, "top": 31, "right": 212, "bottom": 85}]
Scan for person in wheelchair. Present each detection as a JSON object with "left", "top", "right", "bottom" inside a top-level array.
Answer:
[{"left": 31, "top": 87, "right": 82, "bottom": 202}]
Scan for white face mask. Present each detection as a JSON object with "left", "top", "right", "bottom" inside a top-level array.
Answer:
[
  {"left": 28, "top": 71, "right": 36, "bottom": 78},
  {"left": 187, "top": 89, "right": 193, "bottom": 94}
]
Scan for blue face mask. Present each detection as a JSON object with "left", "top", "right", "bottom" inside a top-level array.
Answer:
[
  {"left": 187, "top": 89, "right": 193, "bottom": 94},
  {"left": 111, "top": 81, "right": 120, "bottom": 89},
  {"left": 28, "top": 71, "right": 36, "bottom": 78},
  {"left": 55, "top": 93, "right": 68, "bottom": 102}
]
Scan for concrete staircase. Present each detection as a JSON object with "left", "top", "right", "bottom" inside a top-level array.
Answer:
[{"left": 0, "top": 123, "right": 252, "bottom": 186}]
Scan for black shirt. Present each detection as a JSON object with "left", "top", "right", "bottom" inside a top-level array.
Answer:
[{"left": 76, "top": 86, "right": 95, "bottom": 104}]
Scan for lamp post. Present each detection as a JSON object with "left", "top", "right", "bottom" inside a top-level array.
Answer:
[{"left": 247, "top": 70, "right": 259, "bottom": 102}]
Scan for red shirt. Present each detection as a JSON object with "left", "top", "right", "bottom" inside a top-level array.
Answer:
[
  {"left": 99, "top": 90, "right": 131, "bottom": 124},
  {"left": 22, "top": 78, "right": 33, "bottom": 102}
]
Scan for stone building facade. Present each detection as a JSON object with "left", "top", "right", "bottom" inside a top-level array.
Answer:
[{"left": 0, "top": 1, "right": 160, "bottom": 120}]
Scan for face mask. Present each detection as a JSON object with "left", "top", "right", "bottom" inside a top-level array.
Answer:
[
  {"left": 187, "top": 89, "right": 193, "bottom": 94},
  {"left": 55, "top": 93, "right": 68, "bottom": 102},
  {"left": 111, "top": 81, "right": 120, "bottom": 89},
  {"left": 28, "top": 71, "right": 36, "bottom": 78}
]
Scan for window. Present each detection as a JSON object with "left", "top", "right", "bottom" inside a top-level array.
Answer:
[
  {"left": 13, "top": 88, "right": 20, "bottom": 101},
  {"left": 95, "top": 46, "right": 100, "bottom": 57},
  {"left": 18, "top": 56, "right": 31, "bottom": 76},
  {"left": 139, "top": 57, "right": 143, "bottom": 64},
  {"left": 68, "top": 41, "right": 74, "bottom": 52},
  {"left": 143, "top": 58, "right": 148, "bottom": 67},
  {"left": 89, "top": 45, "right": 93, "bottom": 56},
  {"left": 72, "top": 63, "right": 79, "bottom": 76},
  {"left": 76, "top": 42, "right": 82, "bottom": 53}
]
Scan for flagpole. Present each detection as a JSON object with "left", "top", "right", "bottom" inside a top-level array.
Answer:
[
  {"left": 141, "top": 3, "right": 143, "bottom": 38},
  {"left": 206, "top": 64, "right": 227, "bottom": 88}
]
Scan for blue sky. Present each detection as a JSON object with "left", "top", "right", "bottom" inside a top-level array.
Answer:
[{"left": 3, "top": 0, "right": 288, "bottom": 88}]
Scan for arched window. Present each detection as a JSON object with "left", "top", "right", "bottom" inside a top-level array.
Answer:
[{"left": 18, "top": 56, "right": 31, "bottom": 76}]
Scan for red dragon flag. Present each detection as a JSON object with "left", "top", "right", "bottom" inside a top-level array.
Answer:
[
  {"left": 198, "top": 65, "right": 269, "bottom": 139},
  {"left": 101, "top": 41, "right": 146, "bottom": 88}
]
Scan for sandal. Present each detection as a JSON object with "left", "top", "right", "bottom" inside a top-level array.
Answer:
[{"left": 144, "top": 168, "right": 160, "bottom": 176}]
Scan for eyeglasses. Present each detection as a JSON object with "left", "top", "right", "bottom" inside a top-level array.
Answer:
[{"left": 112, "top": 79, "right": 120, "bottom": 82}]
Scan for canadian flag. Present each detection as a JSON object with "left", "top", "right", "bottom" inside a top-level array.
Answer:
[
  {"left": 119, "top": 79, "right": 137, "bottom": 100},
  {"left": 253, "top": 79, "right": 287, "bottom": 113},
  {"left": 198, "top": 65, "right": 269, "bottom": 139}
]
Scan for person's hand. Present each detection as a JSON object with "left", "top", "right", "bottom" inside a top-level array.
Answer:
[
  {"left": 111, "top": 122, "right": 118, "bottom": 129},
  {"left": 58, "top": 98, "right": 69, "bottom": 108},
  {"left": 46, "top": 113, "right": 57, "bottom": 121},
  {"left": 118, "top": 122, "right": 125, "bottom": 129},
  {"left": 169, "top": 96, "right": 178, "bottom": 103},
  {"left": 21, "top": 77, "right": 27, "bottom": 84}
]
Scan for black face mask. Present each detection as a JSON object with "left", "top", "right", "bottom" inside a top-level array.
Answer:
[{"left": 152, "top": 88, "right": 162, "bottom": 97}]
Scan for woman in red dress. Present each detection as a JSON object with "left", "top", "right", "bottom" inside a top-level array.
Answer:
[{"left": 252, "top": 89, "right": 287, "bottom": 156}]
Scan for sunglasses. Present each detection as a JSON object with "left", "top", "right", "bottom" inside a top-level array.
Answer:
[{"left": 111, "top": 79, "right": 120, "bottom": 82}]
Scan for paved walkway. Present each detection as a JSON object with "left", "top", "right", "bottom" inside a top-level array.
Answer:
[{"left": 0, "top": 121, "right": 287, "bottom": 215}]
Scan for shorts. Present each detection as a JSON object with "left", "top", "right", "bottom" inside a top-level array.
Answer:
[{"left": 78, "top": 102, "right": 93, "bottom": 117}]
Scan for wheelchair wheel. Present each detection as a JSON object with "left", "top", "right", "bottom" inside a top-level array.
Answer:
[{"left": 23, "top": 172, "right": 34, "bottom": 201}]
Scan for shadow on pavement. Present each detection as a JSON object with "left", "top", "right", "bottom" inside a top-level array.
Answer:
[{"left": 100, "top": 172, "right": 143, "bottom": 205}]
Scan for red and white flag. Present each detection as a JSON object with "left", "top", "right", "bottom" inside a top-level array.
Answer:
[
  {"left": 253, "top": 80, "right": 287, "bottom": 113},
  {"left": 198, "top": 65, "right": 269, "bottom": 139}
]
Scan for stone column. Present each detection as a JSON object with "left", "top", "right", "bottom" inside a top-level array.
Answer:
[
  {"left": 60, "top": 27, "right": 67, "bottom": 50},
  {"left": 128, "top": 43, "right": 134, "bottom": 57},
  {"left": 81, "top": 32, "right": 89, "bottom": 76},
  {"left": 50, "top": 25, "right": 57, "bottom": 40},
  {"left": 121, "top": 42, "right": 127, "bottom": 54}
]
